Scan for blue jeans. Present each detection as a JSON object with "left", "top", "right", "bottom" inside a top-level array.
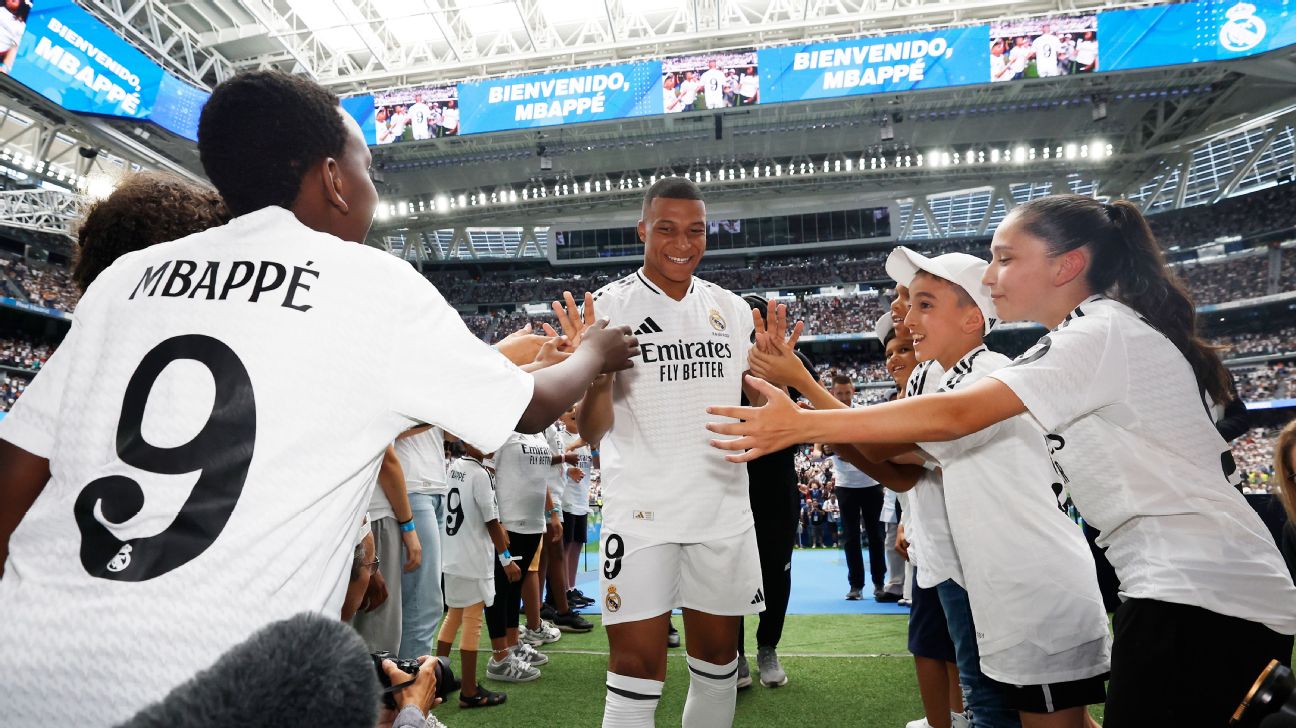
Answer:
[
  {"left": 936, "top": 580, "right": 1021, "bottom": 728},
  {"left": 399, "top": 493, "right": 445, "bottom": 658}
]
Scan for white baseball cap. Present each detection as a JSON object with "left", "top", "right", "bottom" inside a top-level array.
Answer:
[
  {"left": 874, "top": 312, "right": 894, "bottom": 344},
  {"left": 884, "top": 247, "right": 998, "bottom": 335}
]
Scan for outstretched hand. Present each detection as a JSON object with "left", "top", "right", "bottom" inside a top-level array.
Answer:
[
  {"left": 550, "top": 291, "right": 597, "bottom": 350},
  {"left": 752, "top": 301, "right": 804, "bottom": 355},
  {"left": 707, "top": 375, "right": 806, "bottom": 462}
]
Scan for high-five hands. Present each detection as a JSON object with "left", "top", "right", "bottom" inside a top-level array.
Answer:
[{"left": 707, "top": 375, "right": 805, "bottom": 462}]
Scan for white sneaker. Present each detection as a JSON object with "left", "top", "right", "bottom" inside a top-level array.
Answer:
[
  {"left": 486, "top": 654, "right": 540, "bottom": 682},
  {"left": 950, "top": 712, "right": 971, "bottom": 728},
  {"left": 512, "top": 641, "right": 549, "bottom": 666},
  {"left": 520, "top": 621, "right": 561, "bottom": 645},
  {"left": 425, "top": 715, "right": 448, "bottom": 728},
  {"left": 904, "top": 719, "right": 932, "bottom": 728}
]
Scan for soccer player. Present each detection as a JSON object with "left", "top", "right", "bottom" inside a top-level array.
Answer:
[
  {"left": 0, "top": 70, "right": 637, "bottom": 724},
  {"left": 708, "top": 195, "right": 1296, "bottom": 726},
  {"left": 990, "top": 40, "right": 1012, "bottom": 82},
  {"left": 1031, "top": 24, "right": 1063, "bottom": 78},
  {"left": 408, "top": 94, "right": 433, "bottom": 141},
  {"left": 701, "top": 59, "right": 728, "bottom": 110},
  {"left": 663, "top": 74, "right": 682, "bottom": 113},
  {"left": 576, "top": 177, "right": 764, "bottom": 728}
]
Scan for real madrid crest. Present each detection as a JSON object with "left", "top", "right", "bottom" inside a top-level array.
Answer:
[
  {"left": 605, "top": 585, "right": 622, "bottom": 613},
  {"left": 709, "top": 308, "right": 727, "bottom": 332}
]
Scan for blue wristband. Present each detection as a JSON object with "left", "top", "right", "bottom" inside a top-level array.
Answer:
[{"left": 399, "top": 518, "right": 416, "bottom": 532}]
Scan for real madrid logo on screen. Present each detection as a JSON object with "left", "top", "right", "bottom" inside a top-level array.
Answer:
[
  {"left": 709, "top": 308, "right": 727, "bottom": 332},
  {"left": 1220, "top": 2, "right": 1267, "bottom": 53}
]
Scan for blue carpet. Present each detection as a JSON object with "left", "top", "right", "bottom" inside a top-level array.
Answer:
[{"left": 570, "top": 546, "right": 910, "bottom": 616}]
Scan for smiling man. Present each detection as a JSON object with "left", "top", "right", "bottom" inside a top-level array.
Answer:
[{"left": 576, "top": 177, "right": 762, "bottom": 728}]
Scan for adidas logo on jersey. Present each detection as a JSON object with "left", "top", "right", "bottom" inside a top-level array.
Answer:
[
  {"left": 750, "top": 588, "right": 765, "bottom": 605},
  {"left": 633, "top": 317, "right": 664, "bottom": 336}
]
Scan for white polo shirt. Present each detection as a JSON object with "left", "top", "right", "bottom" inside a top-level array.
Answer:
[
  {"left": 0, "top": 206, "right": 533, "bottom": 725},
  {"left": 593, "top": 269, "right": 754, "bottom": 542},
  {"left": 991, "top": 296, "right": 1296, "bottom": 636},
  {"left": 920, "top": 345, "right": 1110, "bottom": 682},
  {"left": 443, "top": 456, "right": 500, "bottom": 580}
]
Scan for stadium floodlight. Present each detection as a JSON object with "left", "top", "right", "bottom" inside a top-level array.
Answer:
[
  {"left": 458, "top": 194, "right": 467, "bottom": 207},
  {"left": 775, "top": 164, "right": 783, "bottom": 176},
  {"left": 398, "top": 201, "right": 409, "bottom": 215},
  {"left": 85, "top": 173, "right": 116, "bottom": 201},
  {"left": 1065, "top": 144, "right": 1078, "bottom": 160},
  {"left": 377, "top": 204, "right": 391, "bottom": 221},
  {"left": 941, "top": 152, "right": 952, "bottom": 166},
  {"left": 435, "top": 194, "right": 449, "bottom": 211},
  {"left": 509, "top": 189, "right": 518, "bottom": 202}
]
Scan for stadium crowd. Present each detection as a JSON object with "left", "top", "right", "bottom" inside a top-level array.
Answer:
[{"left": 0, "top": 336, "right": 52, "bottom": 372}]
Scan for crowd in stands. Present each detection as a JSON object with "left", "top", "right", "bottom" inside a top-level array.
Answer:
[
  {"left": 1148, "top": 181, "right": 1296, "bottom": 250},
  {"left": 1221, "top": 326, "right": 1296, "bottom": 357},
  {"left": 1177, "top": 254, "right": 1271, "bottom": 305},
  {"left": 0, "top": 371, "right": 30, "bottom": 413},
  {"left": 0, "top": 336, "right": 52, "bottom": 372},
  {"left": 1234, "top": 362, "right": 1293, "bottom": 402},
  {"left": 1236, "top": 426, "right": 1286, "bottom": 493},
  {"left": 0, "top": 257, "right": 80, "bottom": 312}
]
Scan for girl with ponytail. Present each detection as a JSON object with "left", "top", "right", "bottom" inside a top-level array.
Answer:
[{"left": 707, "top": 194, "right": 1296, "bottom": 726}]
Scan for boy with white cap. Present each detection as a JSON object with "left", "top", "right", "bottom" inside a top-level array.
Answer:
[{"left": 885, "top": 247, "right": 1111, "bottom": 727}]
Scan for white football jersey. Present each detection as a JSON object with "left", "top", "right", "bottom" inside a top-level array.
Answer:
[
  {"left": 544, "top": 424, "right": 565, "bottom": 504},
  {"left": 408, "top": 102, "right": 432, "bottom": 140},
  {"left": 899, "top": 360, "right": 963, "bottom": 589},
  {"left": 1075, "top": 39, "right": 1098, "bottom": 66},
  {"left": 918, "top": 345, "right": 1110, "bottom": 682},
  {"left": 701, "top": 69, "right": 727, "bottom": 108},
  {"left": 739, "top": 74, "right": 758, "bottom": 97},
  {"left": 443, "top": 456, "right": 500, "bottom": 580},
  {"left": 1032, "top": 33, "right": 1061, "bottom": 75},
  {"left": 593, "top": 269, "right": 754, "bottom": 542},
  {"left": 395, "top": 426, "right": 448, "bottom": 495},
  {"left": 558, "top": 427, "right": 593, "bottom": 516},
  {"left": 991, "top": 296, "right": 1296, "bottom": 635},
  {"left": 0, "top": 206, "right": 533, "bottom": 725},
  {"left": 493, "top": 431, "right": 552, "bottom": 534}
]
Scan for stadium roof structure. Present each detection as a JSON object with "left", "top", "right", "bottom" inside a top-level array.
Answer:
[{"left": 87, "top": 0, "right": 1146, "bottom": 92}]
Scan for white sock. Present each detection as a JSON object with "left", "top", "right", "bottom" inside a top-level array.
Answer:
[
  {"left": 602, "top": 671, "right": 662, "bottom": 728},
  {"left": 681, "top": 655, "right": 738, "bottom": 728}
]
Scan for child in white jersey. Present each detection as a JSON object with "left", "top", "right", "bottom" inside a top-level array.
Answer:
[{"left": 708, "top": 195, "right": 1296, "bottom": 726}]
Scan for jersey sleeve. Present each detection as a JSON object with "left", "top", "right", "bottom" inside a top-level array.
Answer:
[
  {"left": 473, "top": 468, "right": 500, "bottom": 523},
  {"left": 0, "top": 315, "right": 81, "bottom": 457},
  {"left": 988, "top": 319, "right": 1128, "bottom": 433},
  {"left": 918, "top": 409, "right": 1006, "bottom": 466},
  {"left": 385, "top": 269, "right": 534, "bottom": 454}
]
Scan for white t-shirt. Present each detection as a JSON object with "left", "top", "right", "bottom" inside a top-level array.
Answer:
[
  {"left": 990, "top": 54, "right": 1010, "bottom": 82},
  {"left": 593, "top": 269, "right": 754, "bottom": 541},
  {"left": 900, "top": 360, "right": 963, "bottom": 589},
  {"left": 701, "top": 68, "right": 727, "bottom": 108},
  {"left": 396, "top": 426, "right": 448, "bottom": 496},
  {"left": 440, "top": 107, "right": 459, "bottom": 132},
  {"left": 739, "top": 73, "right": 758, "bottom": 98},
  {"left": 408, "top": 102, "right": 432, "bottom": 140},
  {"left": 493, "top": 431, "right": 552, "bottom": 534},
  {"left": 376, "top": 119, "right": 393, "bottom": 144},
  {"left": 0, "top": 12, "right": 24, "bottom": 53},
  {"left": 990, "top": 296, "right": 1296, "bottom": 636},
  {"left": 831, "top": 443, "right": 879, "bottom": 489},
  {"left": 1032, "top": 33, "right": 1061, "bottom": 76},
  {"left": 389, "top": 112, "right": 409, "bottom": 138},
  {"left": 1009, "top": 44, "right": 1029, "bottom": 73},
  {"left": 0, "top": 206, "right": 533, "bottom": 725},
  {"left": 544, "top": 424, "right": 565, "bottom": 504},
  {"left": 918, "top": 345, "right": 1110, "bottom": 681},
  {"left": 679, "top": 79, "right": 700, "bottom": 106},
  {"left": 1074, "top": 39, "right": 1098, "bottom": 67},
  {"left": 663, "top": 86, "right": 681, "bottom": 113},
  {"left": 367, "top": 468, "right": 396, "bottom": 522},
  {"left": 558, "top": 428, "right": 593, "bottom": 516},
  {"left": 443, "top": 456, "right": 499, "bottom": 580}
]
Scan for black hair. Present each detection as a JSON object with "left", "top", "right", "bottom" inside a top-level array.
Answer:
[
  {"left": 641, "top": 176, "right": 703, "bottom": 217},
  {"left": 882, "top": 328, "right": 897, "bottom": 346},
  {"left": 198, "top": 70, "right": 350, "bottom": 216},
  {"left": 1011, "top": 194, "right": 1232, "bottom": 405}
]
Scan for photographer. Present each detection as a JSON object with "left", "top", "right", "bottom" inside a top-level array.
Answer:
[{"left": 378, "top": 657, "right": 443, "bottom": 728}]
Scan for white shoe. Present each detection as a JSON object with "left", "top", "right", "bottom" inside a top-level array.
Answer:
[
  {"left": 512, "top": 641, "right": 549, "bottom": 666},
  {"left": 950, "top": 712, "right": 971, "bottom": 728},
  {"left": 904, "top": 719, "right": 932, "bottom": 728},
  {"left": 520, "top": 622, "right": 560, "bottom": 646},
  {"left": 486, "top": 653, "right": 540, "bottom": 682}
]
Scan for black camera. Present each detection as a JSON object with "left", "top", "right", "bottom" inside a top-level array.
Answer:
[
  {"left": 370, "top": 651, "right": 457, "bottom": 710},
  {"left": 1232, "top": 660, "right": 1296, "bottom": 727}
]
